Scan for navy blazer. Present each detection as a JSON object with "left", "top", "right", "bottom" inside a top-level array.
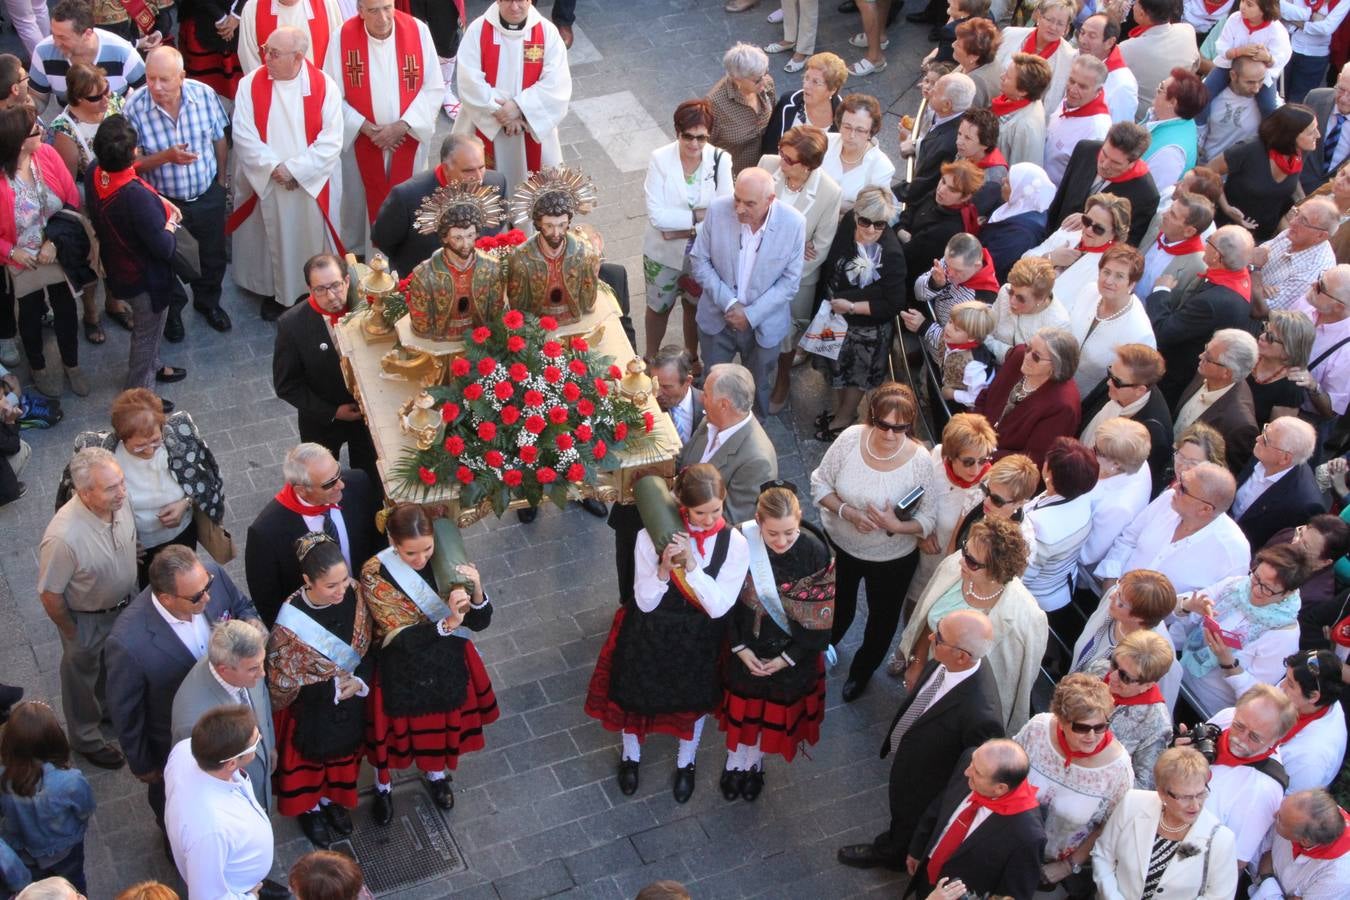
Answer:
[
  {"left": 1232, "top": 460, "right": 1327, "bottom": 550},
  {"left": 370, "top": 168, "right": 509, "bottom": 279},
  {"left": 104, "top": 562, "right": 259, "bottom": 777}
]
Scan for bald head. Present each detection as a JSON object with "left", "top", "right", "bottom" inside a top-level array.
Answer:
[
  {"left": 264, "top": 26, "right": 308, "bottom": 79},
  {"left": 145, "top": 46, "right": 183, "bottom": 76},
  {"left": 943, "top": 608, "right": 995, "bottom": 663},
  {"left": 967, "top": 739, "right": 1030, "bottom": 799},
  {"left": 1191, "top": 462, "right": 1237, "bottom": 514},
  {"left": 145, "top": 46, "right": 186, "bottom": 106},
  {"left": 733, "top": 167, "right": 775, "bottom": 228}
]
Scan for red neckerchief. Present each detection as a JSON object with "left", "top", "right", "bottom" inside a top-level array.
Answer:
[
  {"left": 1269, "top": 149, "right": 1304, "bottom": 176},
  {"left": 1062, "top": 89, "right": 1111, "bottom": 118},
  {"left": 1022, "top": 29, "right": 1061, "bottom": 59},
  {"left": 1202, "top": 0, "right": 1230, "bottom": 12},
  {"left": 1103, "top": 46, "right": 1127, "bottom": 72},
  {"left": 1104, "top": 675, "right": 1165, "bottom": 707},
  {"left": 308, "top": 294, "right": 343, "bottom": 326},
  {"left": 946, "top": 201, "right": 981, "bottom": 236},
  {"left": 945, "top": 340, "right": 981, "bottom": 352},
  {"left": 1240, "top": 15, "right": 1269, "bottom": 33},
  {"left": 93, "top": 165, "right": 177, "bottom": 221},
  {"left": 1127, "top": 23, "right": 1159, "bottom": 37},
  {"left": 1202, "top": 266, "right": 1252, "bottom": 301},
  {"left": 960, "top": 249, "right": 1001, "bottom": 294},
  {"left": 1077, "top": 238, "right": 1114, "bottom": 253},
  {"left": 680, "top": 510, "right": 726, "bottom": 555},
  {"left": 976, "top": 147, "right": 1008, "bottom": 169},
  {"left": 1293, "top": 809, "right": 1350, "bottom": 859},
  {"left": 435, "top": 164, "right": 450, "bottom": 187},
  {"left": 1158, "top": 233, "right": 1205, "bottom": 256},
  {"left": 1104, "top": 157, "right": 1150, "bottom": 183},
  {"left": 1332, "top": 613, "right": 1350, "bottom": 647},
  {"left": 275, "top": 483, "right": 338, "bottom": 515},
  {"left": 1054, "top": 720, "right": 1115, "bottom": 769},
  {"left": 971, "top": 779, "right": 1041, "bottom": 815},
  {"left": 1280, "top": 704, "right": 1334, "bottom": 746},
  {"left": 944, "top": 458, "right": 990, "bottom": 488},
  {"left": 1213, "top": 729, "right": 1278, "bottom": 769},
  {"left": 991, "top": 94, "right": 1032, "bottom": 118}
]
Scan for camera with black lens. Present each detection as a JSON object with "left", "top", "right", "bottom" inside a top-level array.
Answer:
[{"left": 1169, "top": 722, "right": 1223, "bottom": 762}]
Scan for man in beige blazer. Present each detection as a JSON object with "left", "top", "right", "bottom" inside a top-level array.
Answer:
[{"left": 678, "top": 363, "right": 778, "bottom": 524}]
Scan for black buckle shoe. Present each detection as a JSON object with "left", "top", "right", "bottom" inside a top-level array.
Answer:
[
  {"left": 741, "top": 768, "right": 765, "bottom": 802},
  {"left": 372, "top": 789, "right": 393, "bottom": 826},
  {"left": 841, "top": 677, "right": 869, "bottom": 703},
  {"left": 578, "top": 497, "right": 607, "bottom": 517},
  {"left": 426, "top": 777, "right": 454, "bottom": 810},
  {"left": 836, "top": 843, "right": 905, "bottom": 870},
  {"left": 617, "top": 759, "right": 640, "bottom": 796},
  {"left": 298, "top": 810, "right": 333, "bottom": 848},
  {"left": 719, "top": 768, "right": 745, "bottom": 801},
  {"left": 672, "top": 763, "right": 696, "bottom": 804},
  {"left": 322, "top": 803, "right": 353, "bottom": 836}
]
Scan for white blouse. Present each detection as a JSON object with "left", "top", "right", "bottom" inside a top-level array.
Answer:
[
  {"left": 632, "top": 526, "right": 748, "bottom": 618},
  {"left": 115, "top": 443, "right": 189, "bottom": 547},
  {"left": 985, "top": 283, "right": 1072, "bottom": 363},
  {"left": 821, "top": 133, "right": 896, "bottom": 212},
  {"left": 905, "top": 444, "right": 985, "bottom": 604},
  {"left": 1063, "top": 289, "right": 1157, "bottom": 397}
]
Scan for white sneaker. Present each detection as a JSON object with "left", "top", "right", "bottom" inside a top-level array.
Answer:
[
  {"left": 767, "top": 7, "right": 784, "bottom": 22},
  {"left": 0, "top": 338, "right": 17, "bottom": 367}
]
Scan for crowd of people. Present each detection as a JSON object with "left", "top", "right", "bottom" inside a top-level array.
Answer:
[{"left": 0, "top": 0, "right": 1349, "bottom": 897}]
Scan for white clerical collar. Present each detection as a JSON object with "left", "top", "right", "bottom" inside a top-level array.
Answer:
[{"left": 488, "top": 3, "right": 539, "bottom": 34}]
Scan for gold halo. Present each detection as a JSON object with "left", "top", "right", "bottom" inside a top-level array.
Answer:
[{"left": 414, "top": 182, "right": 508, "bottom": 236}]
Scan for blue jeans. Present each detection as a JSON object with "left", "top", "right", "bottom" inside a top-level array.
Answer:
[
  {"left": 27, "top": 840, "right": 85, "bottom": 894},
  {"left": 1285, "top": 51, "right": 1330, "bottom": 105}
]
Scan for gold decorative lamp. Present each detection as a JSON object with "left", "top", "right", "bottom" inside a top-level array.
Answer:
[
  {"left": 617, "top": 357, "right": 652, "bottom": 407},
  {"left": 362, "top": 252, "right": 397, "bottom": 339}
]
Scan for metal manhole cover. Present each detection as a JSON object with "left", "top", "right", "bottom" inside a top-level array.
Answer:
[{"left": 329, "top": 783, "right": 468, "bottom": 896}]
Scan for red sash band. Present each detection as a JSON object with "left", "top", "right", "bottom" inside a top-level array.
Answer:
[
  {"left": 256, "top": 0, "right": 333, "bottom": 74},
  {"left": 478, "top": 20, "right": 545, "bottom": 173}
]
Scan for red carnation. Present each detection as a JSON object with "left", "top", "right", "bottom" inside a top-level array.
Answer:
[
  {"left": 608, "top": 364, "right": 623, "bottom": 379},
  {"left": 471, "top": 326, "right": 491, "bottom": 345},
  {"left": 576, "top": 423, "right": 593, "bottom": 442},
  {"left": 543, "top": 365, "right": 563, "bottom": 383},
  {"left": 503, "top": 469, "right": 523, "bottom": 487},
  {"left": 562, "top": 382, "right": 581, "bottom": 402},
  {"left": 571, "top": 337, "right": 589, "bottom": 352},
  {"left": 593, "top": 378, "right": 609, "bottom": 397},
  {"left": 500, "top": 405, "right": 521, "bottom": 425},
  {"left": 485, "top": 450, "right": 504, "bottom": 468},
  {"left": 507, "top": 335, "right": 526, "bottom": 353},
  {"left": 397, "top": 274, "right": 413, "bottom": 293},
  {"left": 524, "top": 389, "right": 545, "bottom": 408},
  {"left": 539, "top": 315, "right": 558, "bottom": 331},
  {"left": 524, "top": 415, "right": 547, "bottom": 435},
  {"left": 548, "top": 405, "right": 569, "bottom": 424},
  {"left": 418, "top": 466, "right": 437, "bottom": 485},
  {"left": 503, "top": 309, "right": 524, "bottom": 329},
  {"left": 456, "top": 465, "right": 474, "bottom": 484},
  {"left": 493, "top": 380, "right": 514, "bottom": 401},
  {"left": 568, "top": 359, "right": 588, "bottom": 375},
  {"left": 577, "top": 398, "right": 595, "bottom": 417},
  {"left": 592, "top": 439, "right": 608, "bottom": 461},
  {"left": 477, "top": 421, "right": 497, "bottom": 441},
  {"left": 440, "top": 402, "right": 460, "bottom": 423},
  {"left": 543, "top": 340, "right": 563, "bottom": 358},
  {"left": 463, "top": 383, "right": 483, "bottom": 400},
  {"left": 509, "top": 362, "right": 529, "bottom": 382},
  {"left": 520, "top": 445, "right": 539, "bottom": 464},
  {"left": 614, "top": 422, "right": 629, "bottom": 441},
  {"left": 566, "top": 463, "right": 586, "bottom": 483},
  {"left": 451, "top": 357, "right": 471, "bottom": 377},
  {"left": 536, "top": 466, "right": 557, "bottom": 484},
  {"left": 477, "top": 357, "right": 496, "bottom": 376},
  {"left": 643, "top": 411, "right": 655, "bottom": 433},
  {"left": 444, "top": 435, "right": 465, "bottom": 454},
  {"left": 556, "top": 433, "right": 574, "bottom": 451}
]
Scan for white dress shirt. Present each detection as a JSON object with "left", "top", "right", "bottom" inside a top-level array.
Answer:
[
  {"left": 918, "top": 658, "right": 982, "bottom": 711},
  {"left": 1279, "top": 701, "right": 1348, "bottom": 792},
  {"left": 1138, "top": 235, "right": 1196, "bottom": 297},
  {"left": 1254, "top": 831, "right": 1350, "bottom": 899},
  {"left": 1231, "top": 461, "right": 1294, "bottom": 519},
  {"left": 632, "top": 527, "right": 748, "bottom": 618},
  {"left": 1078, "top": 467, "right": 1153, "bottom": 573},
  {"left": 301, "top": 506, "right": 350, "bottom": 571},
  {"left": 1043, "top": 103, "right": 1111, "bottom": 183},
  {"left": 1295, "top": 297, "right": 1350, "bottom": 415},
  {"left": 150, "top": 594, "right": 210, "bottom": 660},
  {"left": 209, "top": 663, "right": 253, "bottom": 709},
  {"left": 734, "top": 218, "right": 768, "bottom": 308},
  {"left": 700, "top": 413, "right": 751, "bottom": 463},
  {"left": 1204, "top": 708, "right": 1287, "bottom": 865},
  {"left": 1320, "top": 109, "right": 1350, "bottom": 172},
  {"left": 1094, "top": 489, "right": 1251, "bottom": 591},
  {"left": 164, "top": 739, "right": 274, "bottom": 900},
  {"left": 1103, "top": 65, "right": 1138, "bottom": 124}
]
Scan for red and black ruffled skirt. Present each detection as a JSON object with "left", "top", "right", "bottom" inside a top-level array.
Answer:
[
  {"left": 272, "top": 706, "right": 362, "bottom": 816},
  {"left": 715, "top": 658, "right": 826, "bottom": 762},
  {"left": 365, "top": 641, "right": 499, "bottom": 772},
  {"left": 178, "top": 19, "right": 241, "bottom": 100},
  {"left": 583, "top": 605, "right": 707, "bottom": 741}
]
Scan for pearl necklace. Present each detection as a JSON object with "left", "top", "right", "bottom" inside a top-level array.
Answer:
[
  {"left": 865, "top": 429, "right": 905, "bottom": 461},
  {"left": 840, "top": 145, "right": 866, "bottom": 167},
  {"left": 1094, "top": 297, "right": 1132, "bottom": 323},
  {"left": 1158, "top": 813, "right": 1190, "bottom": 836},
  {"left": 963, "top": 577, "right": 1005, "bottom": 604}
]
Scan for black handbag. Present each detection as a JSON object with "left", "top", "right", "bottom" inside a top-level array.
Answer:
[{"left": 171, "top": 225, "right": 201, "bottom": 283}]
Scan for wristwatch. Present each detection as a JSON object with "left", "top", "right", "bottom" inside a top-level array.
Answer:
[{"left": 1069, "top": 862, "right": 1082, "bottom": 876}]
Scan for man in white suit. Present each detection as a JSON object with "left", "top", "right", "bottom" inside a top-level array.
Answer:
[{"left": 689, "top": 167, "right": 805, "bottom": 416}]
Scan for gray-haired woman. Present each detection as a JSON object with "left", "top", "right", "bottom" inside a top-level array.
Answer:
[
  {"left": 1248, "top": 309, "right": 1313, "bottom": 425},
  {"left": 813, "top": 185, "right": 906, "bottom": 441},
  {"left": 707, "top": 43, "right": 776, "bottom": 175},
  {"left": 973, "top": 326, "right": 1082, "bottom": 467}
]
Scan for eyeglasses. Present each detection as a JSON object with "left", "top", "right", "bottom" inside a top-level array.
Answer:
[
  {"left": 311, "top": 280, "right": 345, "bottom": 296},
  {"left": 180, "top": 573, "right": 215, "bottom": 605},
  {"left": 1293, "top": 213, "right": 1329, "bottom": 233},
  {"left": 1068, "top": 720, "right": 1110, "bottom": 735},
  {"left": 124, "top": 436, "right": 163, "bottom": 455},
  {"left": 218, "top": 733, "right": 262, "bottom": 765},
  {"left": 959, "top": 540, "right": 986, "bottom": 570},
  {"left": 1108, "top": 654, "right": 1146, "bottom": 685},
  {"left": 1257, "top": 424, "right": 1292, "bottom": 455},
  {"left": 1084, "top": 219, "right": 1110, "bottom": 237},
  {"left": 872, "top": 419, "right": 912, "bottom": 434},
  {"left": 82, "top": 88, "right": 109, "bottom": 103},
  {"left": 1314, "top": 277, "right": 1348, "bottom": 306},
  {"left": 980, "top": 482, "right": 1016, "bottom": 507},
  {"left": 1228, "top": 717, "right": 1269, "bottom": 747},
  {"left": 317, "top": 472, "right": 343, "bottom": 490},
  {"left": 933, "top": 627, "right": 973, "bottom": 657},
  {"left": 1258, "top": 329, "right": 1284, "bottom": 345},
  {"left": 1250, "top": 568, "right": 1283, "bottom": 598},
  {"left": 855, "top": 215, "right": 886, "bottom": 231},
  {"left": 1106, "top": 370, "right": 1140, "bottom": 389},
  {"left": 779, "top": 152, "right": 803, "bottom": 166},
  {"left": 679, "top": 131, "right": 709, "bottom": 143},
  {"left": 956, "top": 453, "right": 994, "bottom": 468},
  {"left": 1164, "top": 787, "right": 1210, "bottom": 803},
  {"left": 1173, "top": 477, "right": 1214, "bottom": 509},
  {"left": 1028, "top": 349, "right": 1049, "bottom": 364}
]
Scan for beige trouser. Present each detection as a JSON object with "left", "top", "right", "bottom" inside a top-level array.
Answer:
[
  {"left": 783, "top": 0, "right": 819, "bottom": 54},
  {"left": 59, "top": 607, "right": 122, "bottom": 752}
]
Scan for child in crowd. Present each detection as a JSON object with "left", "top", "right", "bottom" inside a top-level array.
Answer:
[{"left": 1203, "top": 0, "right": 1290, "bottom": 117}]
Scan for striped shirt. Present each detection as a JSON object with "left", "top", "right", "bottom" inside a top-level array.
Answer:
[
  {"left": 28, "top": 29, "right": 146, "bottom": 105},
  {"left": 123, "top": 79, "right": 228, "bottom": 200}
]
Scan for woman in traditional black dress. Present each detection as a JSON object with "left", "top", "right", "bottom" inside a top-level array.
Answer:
[
  {"left": 717, "top": 483, "right": 834, "bottom": 802},
  {"left": 585, "top": 464, "right": 750, "bottom": 804},
  {"left": 265, "top": 533, "right": 373, "bottom": 849}
]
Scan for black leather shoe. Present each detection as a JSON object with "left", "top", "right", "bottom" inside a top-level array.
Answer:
[
  {"left": 79, "top": 744, "right": 125, "bottom": 769},
  {"left": 155, "top": 366, "right": 188, "bottom": 384},
  {"left": 260, "top": 298, "right": 286, "bottom": 321},
  {"left": 719, "top": 768, "right": 745, "bottom": 801},
  {"left": 741, "top": 768, "right": 765, "bottom": 802},
  {"left": 426, "top": 777, "right": 454, "bottom": 810},
  {"left": 928, "top": 25, "right": 942, "bottom": 41},
  {"left": 197, "top": 306, "right": 232, "bottom": 332},
  {"left": 838, "top": 0, "right": 857, "bottom": 10},
  {"left": 617, "top": 759, "right": 640, "bottom": 796},
  {"left": 257, "top": 878, "right": 291, "bottom": 900},
  {"left": 372, "top": 790, "right": 393, "bottom": 825},
  {"left": 672, "top": 763, "right": 696, "bottom": 804},
  {"left": 298, "top": 810, "right": 333, "bottom": 848},
  {"left": 837, "top": 843, "right": 903, "bottom": 870},
  {"left": 578, "top": 497, "right": 607, "bottom": 518},
  {"left": 322, "top": 803, "right": 353, "bottom": 836},
  {"left": 0, "top": 682, "right": 22, "bottom": 711},
  {"left": 841, "top": 677, "right": 869, "bottom": 703},
  {"left": 517, "top": 506, "right": 538, "bottom": 524},
  {"left": 162, "top": 313, "right": 185, "bottom": 343}
]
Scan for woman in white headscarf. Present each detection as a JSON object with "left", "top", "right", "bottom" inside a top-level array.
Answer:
[{"left": 980, "top": 162, "right": 1055, "bottom": 282}]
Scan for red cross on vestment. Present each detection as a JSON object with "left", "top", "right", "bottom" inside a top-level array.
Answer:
[{"left": 344, "top": 50, "right": 365, "bottom": 88}]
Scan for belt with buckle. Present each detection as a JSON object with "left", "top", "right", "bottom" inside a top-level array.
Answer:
[{"left": 85, "top": 595, "right": 132, "bottom": 614}]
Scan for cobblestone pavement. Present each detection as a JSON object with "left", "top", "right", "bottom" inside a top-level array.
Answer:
[{"left": 0, "top": 2, "right": 933, "bottom": 896}]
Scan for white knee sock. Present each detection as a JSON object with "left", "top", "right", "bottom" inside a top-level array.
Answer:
[
  {"left": 725, "top": 743, "right": 754, "bottom": 771},
  {"left": 676, "top": 716, "right": 705, "bottom": 768},
  {"left": 424, "top": 769, "right": 447, "bottom": 782},
  {"left": 308, "top": 802, "right": 322, "bottom": 813},
  {"left": 744, "top": 741, "right": 765, "bottom": 772},
  {"left": 621, "top": 731, "right": 642, "bottom": 762}
]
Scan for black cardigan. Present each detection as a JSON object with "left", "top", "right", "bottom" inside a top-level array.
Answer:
[
  {"left": 816, "top": 211, "right": 907, "bottom": 326},
  {"left": 760, "top": 90, "right": 841, "bottom": 156},
  {"left": 85, "top": 168, "right": 176, "bottom": 308}
]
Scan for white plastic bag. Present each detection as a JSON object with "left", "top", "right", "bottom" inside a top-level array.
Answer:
[{"left": 800, "top": 300, "right": 848, "bottom": 360}]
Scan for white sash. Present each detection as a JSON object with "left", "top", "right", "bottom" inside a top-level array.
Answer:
[
  {"left": 741, "top": 520, "right": 790, "bottom": 634},
  {"left": 377, "top": 546, "right": 454, "bottom": 623},
  {"left": 275, "top": 599, "right": 362, "bottom": 674}
]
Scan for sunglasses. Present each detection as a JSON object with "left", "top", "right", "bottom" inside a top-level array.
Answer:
[
  {"left": 1084, "top": 219, "right": 1110, "bottom": 237},
  {"left": 1109, "top": 654, "right": 1146, "bottom": 685},
  {"left": 855, "top": 215, "right": 886, "bottom": 231},
  {"left": 82, "top": 89, "right": 109, "bottom": 103},
  {"left": 959, "top": 540, "right": 985, "bottom": 570},
  {"left": 933, "top": 628, "right": 972, "bottom": 657},
  {"left": 1068, "top": 721, "right": 1110, "bottom": 735},
  {"left": 872, "top": 419, "right": 912, "bottom": 434},
  {"left": 181, "top": 573, "right": 215, "bottom": 605},
  {"left": 1258, "top": 329, "right": 1284, "bottom": 345},
  {"left": 679, "top": 131, "right": 709, "bottom": 143},
  {"left": 1106, "top": 371, "right": 1139, "bottom": 389},
  {"left": 779, "top": 152, "right": 803, "bottom": 166},
  {"left": 1315, "top": 277, "right": 1348, "bottom": 306},
  {"left": 318, "top": 473, "right": 343, "bottom": 490},
  {"left": 26, "top": 125, "right": 40, "bottom": 138},
  {"left": 218, "top": 733, "right": 262, "bottom": 765},
  {"left": 956, "top": 453, "right": 994, "bottom": 468},
  {"left": 980, "top": 482, "right": 1016, "bottom": 507},
  {"left": 1284, "top": 651, "right": 1322, "bottom": 675}
]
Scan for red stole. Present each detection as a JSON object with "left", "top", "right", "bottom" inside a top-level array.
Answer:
[
  {"left": 1104, "top": 158, "right": 1150, "bottom": 183},
  {"left": 1213, "top": 729, "right": 1278, "bottom": 769},
  {"left": 1280, "top": 704, "right": 1333, "bottom": 746},
  {"left": 308, "top": 293, "right": 343, "bottom": 325},
  {"left": 991, "top": 94, "right": 1031, "bottom": 118},
  {"left": 1021, "top": 29, "right": 1061, "bottom": 59},
  {"left": 1202, "top": 266, "right": 1252, "bottom": 301},
  {"left": 1103, "top": 46, "right": 1127, "bottom": 72},
  {"left": 256, "top": 0, "right": 333, "bottom": 71},
  {"left": 1269, "top": 149, "right": 1305, "bottom": 176},
  {"left": 976, "top": 147, "right": 1008, "bottom": 169},
  {"left": 478, "top": 20, "right": 546, "bottom": 173},
  {"left": 341, "top": 13, "right": 424, "bottom": 223},
  {"left": 1157, "top": 233, "right": 1204, "bottom": 256},
  {"left": 117, "top": 0, "right": 159, "bottom": 36},
  {"left": 1292, "top": 809, "right": 1350, "bottom": 859},
  {"left": 1062, "top": 89, "right": 1110, "bottom": 118},
  {"left": 1054, "top": 720, "right": 1115, "bottom": 768},
  {"left": 274, "top": 482, "right": 338, "bottom": 515},
  {"left": 225, "top": 63, "right": 344, "bottom": 254}
]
